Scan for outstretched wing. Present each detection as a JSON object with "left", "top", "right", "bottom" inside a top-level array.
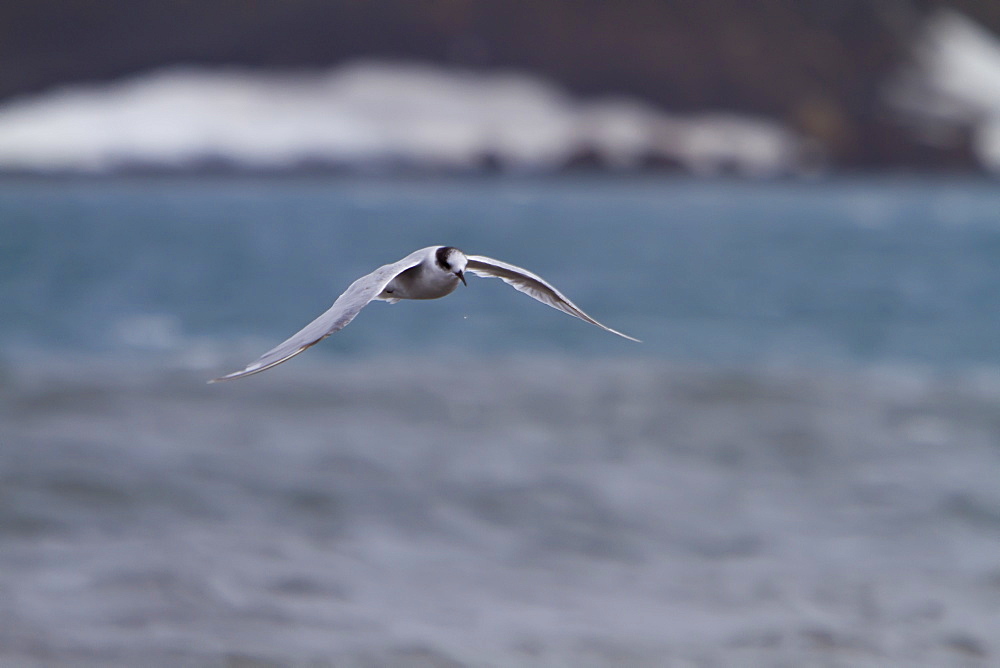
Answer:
[
  {"left": 465, "top": 255, "right": 640, "bottom": 342},
  {"left": 210, "top": 248, "right": 431, "bottom": 382}
]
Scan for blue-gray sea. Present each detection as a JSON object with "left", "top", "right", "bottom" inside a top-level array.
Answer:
[{"left": 1, "top": 176, "right": 999, "bottom": 666}]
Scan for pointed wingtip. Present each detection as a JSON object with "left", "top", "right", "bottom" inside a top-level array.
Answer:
[
  {"left": 207, "top": 368, "right": 251, "bottom": 383},
  {"left": 604, "top": 326, "right": 640, "bottom": 343},
  {"left": 209, "top": 371, "right": 249, "bottom": 383},
  {"left": 207, "top": 360, "right": 271, "bottom": 383}
]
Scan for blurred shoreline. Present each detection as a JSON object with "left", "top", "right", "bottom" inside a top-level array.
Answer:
[
  {"left": 1, "top": 8, "right": 1000, "bottom": 178},
  {"left": 2, "top": 3, "right": 999, "bottom": 174}
]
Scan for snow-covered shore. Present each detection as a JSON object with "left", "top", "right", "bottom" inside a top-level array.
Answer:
[
  {"left": 0, "top": 62, "right": 800, "bottom": 176},
  {"left": 887, "top": 10, "right": 1000, "bottom": 172},
  {"left": 2, "top": 11, "right": 1000, "bottom": 176}
]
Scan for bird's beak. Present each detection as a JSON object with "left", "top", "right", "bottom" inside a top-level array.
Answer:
[{"left": 456, "top": 270, "right": 467, "bottom": 286}]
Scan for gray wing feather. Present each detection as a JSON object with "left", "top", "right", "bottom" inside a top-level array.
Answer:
[
  {"left": 465, "top": 255, "right": 640, "bottom": 342},
  {"left": 210, "top": 249, "right": 429, "bottom": 382}
]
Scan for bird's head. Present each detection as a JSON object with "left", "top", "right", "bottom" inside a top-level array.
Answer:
[{"left": 436, "top": 246, "right": 468, "bottom": 285}]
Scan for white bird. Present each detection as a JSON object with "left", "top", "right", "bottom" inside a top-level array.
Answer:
[{"left": 210, "top": 245, "right": 638, "bottom": 382}]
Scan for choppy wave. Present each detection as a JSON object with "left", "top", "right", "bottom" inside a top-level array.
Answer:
[{"left": 1, "top": 356, "right": 998, "bottom": 665}]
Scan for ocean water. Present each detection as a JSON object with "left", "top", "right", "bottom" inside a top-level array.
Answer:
[
  {"left": 2, "top": 176, "right": 1000, "bottom": 366},
  {"left": 1, "top": 176, "right": 999, "bottom": 666}
]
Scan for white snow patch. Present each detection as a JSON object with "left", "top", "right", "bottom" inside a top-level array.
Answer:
[
  {"left": 888, "top": 10, "right": 1000, "bottom": 171},
  {"left": 0, "top": 61, "right": 802, "bottom": 176}
]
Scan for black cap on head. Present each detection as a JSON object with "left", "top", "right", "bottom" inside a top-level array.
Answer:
[{"left": 435, "top": 246, "right": 459, "bottom": 270}]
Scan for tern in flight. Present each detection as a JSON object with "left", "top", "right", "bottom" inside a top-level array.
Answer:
[{"left": 211, "top": 246, "right": 638, "bottom": 382}]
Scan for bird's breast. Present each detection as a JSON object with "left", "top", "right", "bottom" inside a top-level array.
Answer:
[{"left": 380, "top": 267, "right": 460, "bottom": 300}]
